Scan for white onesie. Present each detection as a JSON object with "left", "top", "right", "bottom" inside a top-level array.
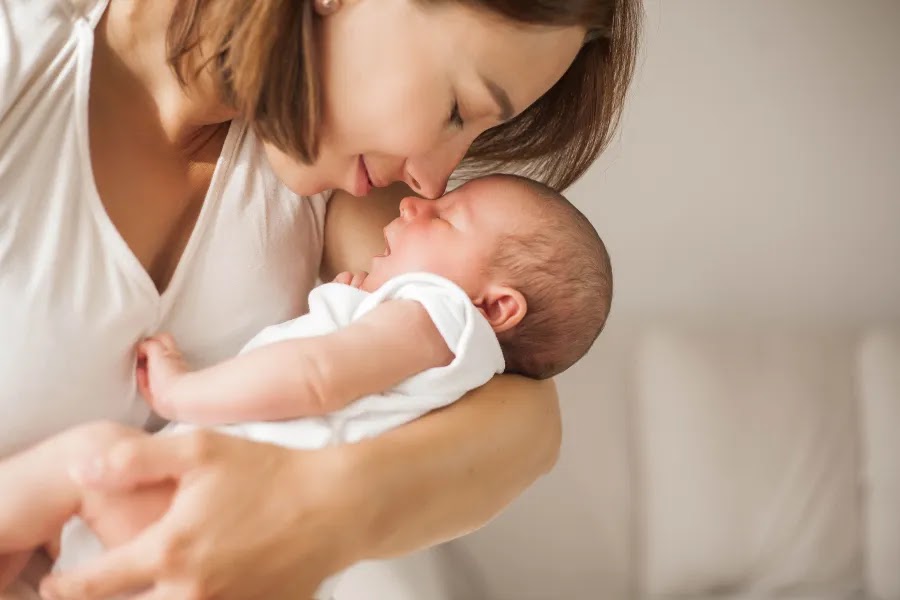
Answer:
[
  {"left": 55, "top": 272, "right": 505, "bottom": 597},
  {"left": 168, "top": 271, "right": 505, "bottom": 446}
]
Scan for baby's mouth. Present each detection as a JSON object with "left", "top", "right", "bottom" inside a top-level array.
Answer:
[{"left": 380, "top": 229, "right": 392, "bottom": 257}]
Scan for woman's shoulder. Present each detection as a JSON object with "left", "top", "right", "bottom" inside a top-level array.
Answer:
[
  {"left": 0, "top": 0, "right": 105, "bottom": 60},
  {"left": 67, "top": 0, "right": 108, "bottom": 19},
  {"left": 320, "top": 184, "right": 408, "bottom": 279},
  {"left": 0, "top": 0, "right": 105, "bottom": 120}
]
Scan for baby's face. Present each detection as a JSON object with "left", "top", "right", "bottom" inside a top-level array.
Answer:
[{"left": 366, "top": 178, "right": 526, "bottom": 296}]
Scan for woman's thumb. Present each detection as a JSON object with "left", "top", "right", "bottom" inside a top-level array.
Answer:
[{"left": 68, "top": 432, "right": 202, "bottom": 491}]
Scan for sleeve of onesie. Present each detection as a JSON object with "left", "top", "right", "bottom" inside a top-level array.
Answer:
[{"left": 347, "top": 272, "right": 506, "bottom": 413}]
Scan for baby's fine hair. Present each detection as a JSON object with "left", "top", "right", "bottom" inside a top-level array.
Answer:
[{"left": 490, "top": 175, "right": 613, "bottom": 379}]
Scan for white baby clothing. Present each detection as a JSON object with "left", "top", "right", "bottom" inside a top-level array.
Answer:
[
  {"left": 55, "top": 272, "right": 505, "bottom": 597},
  {"left": 166, "top": 271, "right": 506, "bottom": 446}
]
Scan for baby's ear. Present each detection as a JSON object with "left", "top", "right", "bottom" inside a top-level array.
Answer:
[{"left": 475, "top": 285, "right": 527, "bottom": 333}]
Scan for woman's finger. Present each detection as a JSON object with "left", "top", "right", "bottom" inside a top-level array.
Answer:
[
  {"left": 130, "top": 582, "right": 185, "bottom": 600},
  {"left": 39, "top": 526, "right": 165, "bottom": 600},
  {"left": 69, "top": 431, "right": 215, "bottom": 491}
]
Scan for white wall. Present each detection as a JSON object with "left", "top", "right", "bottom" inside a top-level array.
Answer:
[
  {"left": 450, "top": 2, "right": 900, "bottom": 598},
  {"left": 577, "top": 0, "right": 900, "bottom": 325}
]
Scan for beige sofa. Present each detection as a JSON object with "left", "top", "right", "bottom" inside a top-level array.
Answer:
[
  {"left": 5, "top": 328, "right": 895, "bottom": 600},
  {"left": 337, "top": 322, "right": 900, "bottom": 599}
]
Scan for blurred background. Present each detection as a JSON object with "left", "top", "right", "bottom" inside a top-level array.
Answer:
[{"left": 339, "top": 1, "right": 900, "bottom": 598}]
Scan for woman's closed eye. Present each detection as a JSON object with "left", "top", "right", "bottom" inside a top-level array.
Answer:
[{"left": 448, "top": 100, "right": 465, "bottom": 130}]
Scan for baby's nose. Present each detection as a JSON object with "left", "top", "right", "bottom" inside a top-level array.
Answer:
[{"left": 399, "top": 196, "right": 425, "bottom": 219}]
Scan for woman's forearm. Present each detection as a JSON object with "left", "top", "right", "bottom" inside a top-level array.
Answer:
[{"left": 337, "top": 374, "right": 561, "bottom": 561}]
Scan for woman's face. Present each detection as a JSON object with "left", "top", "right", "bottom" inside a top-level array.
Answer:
[{"left": 264, "top": 0, "right": 585, "bottom": 198}]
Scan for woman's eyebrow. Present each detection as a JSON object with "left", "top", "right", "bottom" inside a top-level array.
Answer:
[{"left": 481, "top": 75, "right": 514, "bottom": 122}]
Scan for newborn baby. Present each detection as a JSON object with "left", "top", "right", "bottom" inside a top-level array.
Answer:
[{"left": 0, "top": 174, "right": 612, "bottom": 596}]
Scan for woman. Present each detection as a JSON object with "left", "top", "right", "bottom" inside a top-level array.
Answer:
[{"left": 0, "top": 0, "right": 639, "bottom": 597}]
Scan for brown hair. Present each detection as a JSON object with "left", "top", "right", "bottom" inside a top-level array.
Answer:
[
  {"left": 455, "top": 0, "right": 642, "bottom": 189},
  {"left": 489, "top": 175, "right": 613, "bottom": 379},
  {"left": 166, "top": 0, "right": 641, "bottom": 188}
]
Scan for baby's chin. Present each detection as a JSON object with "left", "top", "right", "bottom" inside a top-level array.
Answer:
[
  {"left": 365, "top": 258, "right": 431, "bottom": 289},
  {"left": 361, "top": 259, "right": 392, "bottom": 290}
]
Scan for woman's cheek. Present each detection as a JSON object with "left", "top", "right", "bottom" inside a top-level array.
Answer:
[{"left": 378, "top": 99, "right": 450, "bottom": 157}]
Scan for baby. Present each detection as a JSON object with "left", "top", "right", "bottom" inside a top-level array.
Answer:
[{"left": 0, "top": 174, "right": 613, "bottom": 595}]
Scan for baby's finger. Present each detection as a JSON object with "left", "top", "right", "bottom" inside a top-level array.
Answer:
[
  {"left": 135, "top": 360, "right": 152, "bottom": 401},
  {"left": 139, "top": 339, "right": 168, "bottom": 363},
  {"left": 333, "top": 271, "right": 353, "bottom": 285},
  {"left": 350, "top": 271, "right": 368, "bottom": 288},
  {"left": 154, "top": 333, "right": 178, "bottom": 352}
]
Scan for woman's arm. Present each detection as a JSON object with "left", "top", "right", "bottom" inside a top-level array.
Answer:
[
  {"left": 40, "top": 376, "right": 559, "bottom": 600},
  {"left": 346, "top": 373, "right": 561, "bottom": 558},
  {"left": 321, "top": 185, "right": 562, "bottom": 557},
  {"left": 40, "top": 185, "right": 561, "bottom": 600}
]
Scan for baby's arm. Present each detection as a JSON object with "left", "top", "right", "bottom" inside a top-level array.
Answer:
[{"left": 140, "top": 299, "right": 454, "bottom": 425}]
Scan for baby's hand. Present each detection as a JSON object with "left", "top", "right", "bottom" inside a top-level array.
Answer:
[
  {"left": 136, "top": 333, "right": 190, "bottom": 419},
  {"left": 333, "top": 271, "right": 369, "bottom": 289}
]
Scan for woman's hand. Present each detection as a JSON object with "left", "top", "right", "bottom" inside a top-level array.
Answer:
[
  {"left": 41, "top": 374, "right": 560, "bottom": 599},
  {"left": 40, "top": 432, "right": 366, "bottom": 600},
  {"left": 0, "top": 550, "right": 33, "bottom": 592}
]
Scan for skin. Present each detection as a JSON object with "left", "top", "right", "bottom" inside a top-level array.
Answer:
[
  {"left": 265, "top": 0, "right": 586, "bottom": 200},
  {"left": 365, "top": 177, "right": 531, "bottom": 331},
  {"left": 134, "top": 176, "right": 535, "bottom": 427},
  {"left": 29, "top": 0, "right": 584, "bottom": 597},
  {"left": 0, "top": 177, "right": 544, "bottom": 592}
]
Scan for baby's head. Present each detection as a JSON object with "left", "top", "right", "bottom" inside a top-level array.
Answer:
[{"left": 367, "top": 174, "right": 612, "bottom": 379}]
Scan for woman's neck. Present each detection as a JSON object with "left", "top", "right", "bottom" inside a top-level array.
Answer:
[{"left": 102, "top": 0, "right": 238, "bottom": 150}]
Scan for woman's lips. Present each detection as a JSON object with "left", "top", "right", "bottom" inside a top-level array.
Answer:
[
  {"left": 355, "top": 155, "right": 373, "bottom": 197},
  {"left": 362, "top": 156, "right": 389, "bottom": 189}
]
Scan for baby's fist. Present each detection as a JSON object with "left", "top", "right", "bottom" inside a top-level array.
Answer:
[
  {"left": 333, "top": 271, "right": 369, "bottom": 289},
  {"left": 136, "top": 333, "right": 189, "bottom": 419}
]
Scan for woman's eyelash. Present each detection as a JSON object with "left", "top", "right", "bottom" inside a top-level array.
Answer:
[{"left": 449, "top": 101, "right": 464, "bottom": 129}]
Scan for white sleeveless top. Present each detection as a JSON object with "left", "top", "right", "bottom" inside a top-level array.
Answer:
[{"left": 0, "top": 0, "right": 330, "bottom": 456}]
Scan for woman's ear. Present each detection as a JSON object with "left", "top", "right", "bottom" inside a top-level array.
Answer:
[{"left": 475, "top": 285, "right": 527, "bottom": 333}]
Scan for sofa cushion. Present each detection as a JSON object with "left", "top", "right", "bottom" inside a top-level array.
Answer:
[
  {"left": 448, "top": 321, "right": 637, "bottom": 599},
  {"left": 858, "top": 329, "right": 900, "bottom": 600},
  {"left": 635, "top": 328, "right": 862, "bottom": 598}
]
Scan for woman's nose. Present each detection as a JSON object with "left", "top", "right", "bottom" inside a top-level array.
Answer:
[
  {"left": 404, "top": 165, "right": 449, "bottom": 200},
  {"left": 404, "top": 137, "right": 470, "bottom": 200}
]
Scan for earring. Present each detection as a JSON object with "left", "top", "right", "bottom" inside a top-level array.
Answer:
[{"left": 314, "top": 0, "right": 341, "bottom": 16}]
